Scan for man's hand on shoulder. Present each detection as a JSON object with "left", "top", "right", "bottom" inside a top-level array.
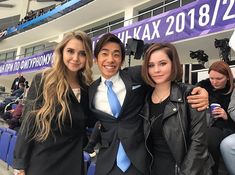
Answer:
[{"left": 187, "top": 87, "right": 209, "bottom": 111}]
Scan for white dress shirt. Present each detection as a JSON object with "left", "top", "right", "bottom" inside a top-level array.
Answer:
[{"left": 94, "top": 72, "right": 126, "bottom": 116}]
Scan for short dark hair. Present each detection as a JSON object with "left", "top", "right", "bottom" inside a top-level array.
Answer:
[
  {"left": 94, "top": 33, "right": 125, "bottom": 62},
  {"left": 19, "top": 82, "right": 25, "bottom": 88},
  {"left": 142, "top": 43, "right": 182, "bottom": 87}
]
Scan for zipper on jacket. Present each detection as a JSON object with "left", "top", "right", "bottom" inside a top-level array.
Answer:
[
  {"left": 139, "top": 113, "right": 154, "bottom": 174},
  {"left": 140, "top": 114, "right": 162, "bottom": 174},
  {"left": 175, "top": 164, "right": 180, "bottom": 175},
  {"left": 177, "top": 105, "right": 188, "bottom": 152}
]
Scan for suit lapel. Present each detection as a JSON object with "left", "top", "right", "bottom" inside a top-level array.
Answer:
[
  {"left": 89, "top": 77, "right": 101, "bottom": 111},
  {"left": 162, "top": 102, "right": 178, "bottom": 121},
  {"left": 162, "top": 83, "right": 183, "bottom": 121},
  {"left": 119, "top": 71, "right": 132, "bottom": 116},
  {"left": 89, "top": 77, "right": 115, "bottom": 119}
]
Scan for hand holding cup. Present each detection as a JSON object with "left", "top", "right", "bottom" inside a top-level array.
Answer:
[{"left": 210, "top": 103, "right": 227, "bottom": 120}]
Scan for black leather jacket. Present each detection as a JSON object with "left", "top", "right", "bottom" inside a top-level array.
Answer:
[{"left": 139, "top": 82, "right": 213, "bottom": 175}]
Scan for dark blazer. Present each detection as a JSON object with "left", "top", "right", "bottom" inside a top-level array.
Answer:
[
  {"left": 13, "top": 73, "right": 90, "bottom": 175},
  {"left": 140, "top": 82, "right": 213, "bottom": 175},
  {"left": 89, "top": 66, "right": 149, "bottom": 175}
]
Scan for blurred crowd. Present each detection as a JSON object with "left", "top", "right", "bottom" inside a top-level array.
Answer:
[{"left": 0, "top": 73, "right": 29, "bottom": 131}]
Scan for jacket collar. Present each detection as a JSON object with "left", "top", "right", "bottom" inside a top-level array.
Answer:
[
  {"left": 169, "top": 82, "right": 184, "bottom": 103},
  {"left": 140, "top": 82, "right": 185, "bottom": 121}
]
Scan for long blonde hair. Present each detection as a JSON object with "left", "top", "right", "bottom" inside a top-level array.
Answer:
[{"left": 24, "top": 31, "right": 93, "bottom": 142}]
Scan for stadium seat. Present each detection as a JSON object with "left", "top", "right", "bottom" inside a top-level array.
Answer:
[
  {"left": 0, "top": 127, "right": 6, "bottom": 134},
  {"left": 0, "top": 131, "right": 12, "bottom": 161},
  {"left": 0, "top": 127, "right": 6, "bottom": 142},
  {"left": 83, "top": 151, "right": 91, "bottom": 175},
  {"left": 6, "top": 135, "right": 17, "bottom": 167},
  {"left": 87, "top": 162, "right": 96, "bottom": 175},
  {"left": 84, "top": 151, "right": 91, "bottom": 162},
  {"left": 6, "top": 128, "right": 17, "bottom": 135}
]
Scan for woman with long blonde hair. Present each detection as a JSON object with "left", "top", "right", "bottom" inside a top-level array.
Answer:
[{"left": 13, "top": 31, "right": 94, "bottom": 175}]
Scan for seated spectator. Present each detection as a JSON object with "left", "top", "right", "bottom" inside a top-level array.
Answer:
[
  {"left": 220, "top": 89, "right": 235, "bottom": 175},
  {"left": 11, "top": 83, "right": 25, "bottom": 98},
  {"left": 0, "top": 83, "right": 25, "bottom": 116},
  {"left": 2, "top": 100, "right": 24, "bottom": 129},
  {"left": 11, "top": 73, "right": 26, "bottom": 92},
  {"left": 7, "top": 101, "right": 24, "bottom": 131},
  {"left": 197, "top": 61, "right": 235, "bottom": 175}
]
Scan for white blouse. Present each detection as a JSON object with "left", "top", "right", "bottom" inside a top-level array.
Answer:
[{"left": 72, "top": 88, "right": 81, "bottom": 102}]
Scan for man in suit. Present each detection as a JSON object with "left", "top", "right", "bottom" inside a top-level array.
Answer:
[{"left": 89, "top": 33, "right": 209, "bottom": 175}]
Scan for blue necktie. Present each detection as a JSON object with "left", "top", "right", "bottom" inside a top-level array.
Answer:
[{"left": 105, "top": 80, "right": 131, "bottom": 172}]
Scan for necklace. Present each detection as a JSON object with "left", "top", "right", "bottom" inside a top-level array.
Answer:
[{"left": 152, "top": 89, "right": 170, "bottom": 104}]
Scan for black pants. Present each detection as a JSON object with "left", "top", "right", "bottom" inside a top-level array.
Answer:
[
  {"left": 207, "top": 127, "right": 229, "bottom": 175},
  {"left": 106, "top": 164, "right": 144, "bottom": 175}
]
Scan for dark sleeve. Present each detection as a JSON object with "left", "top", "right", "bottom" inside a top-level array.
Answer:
[
  {"left": 123, "top": 65, "right": 143, "bottom": 83},
  {"left": 86, "top": 110, "right": 97, "bottom": 128},
  {"left": 13, "top": 73, "right": 43, "bottom": 170},
  {"left": 122, "top": 65, "right": 151, "bottom": 92},
  {"left": 11, "top": 89, "right": 17, "bottom": 96},
  {"left": 85, "top": 99, "right": 97, "bottom": 129},
  {"left": 11, "top": 78, "right": 17, "bottom": 90},
  {"left": 180, "top": 86, "right": 211, "bottom": 174},
  {"left": 195, "top": 79, "right": 210, "bottom": 89},
  {"left": 80, "top": 85, "right": 97, "bottom": 128}
]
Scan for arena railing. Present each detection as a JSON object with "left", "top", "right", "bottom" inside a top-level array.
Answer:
[{"left": 0, "top": 0, "right": 94, "bottom": 41}]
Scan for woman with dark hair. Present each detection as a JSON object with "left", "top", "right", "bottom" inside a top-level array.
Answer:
[
  {"left": 13, "top": 31, "right": 94, "bottom": 175},
  {"left": 197, "top": 60, "right": 235, "bottom": 175},
  {"left": 140, "top": 43, "right": 213, "bottom": 175}
]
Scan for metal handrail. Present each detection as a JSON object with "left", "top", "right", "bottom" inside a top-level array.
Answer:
[{"left": 86, "top": 0, "right": 179, "bottom": 36}]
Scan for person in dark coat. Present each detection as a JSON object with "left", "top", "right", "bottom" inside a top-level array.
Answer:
[
  {"left": 197, "top": 60, "right": 235, "bottom": 175},
  {"left": 11, "top": 82, "right": 25, "bottom": 98},
  {"left": 140, "top": 43, "right": 213, "bottom": 175},
  {"left": 11, "top": 73, "right": 26, "bottom": 92},
  {"left": 13, "top": 31, "right": 94, "bottom": 175},
  {"left": 88, "top": 33, "right": 210, "bottom": 175}
]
